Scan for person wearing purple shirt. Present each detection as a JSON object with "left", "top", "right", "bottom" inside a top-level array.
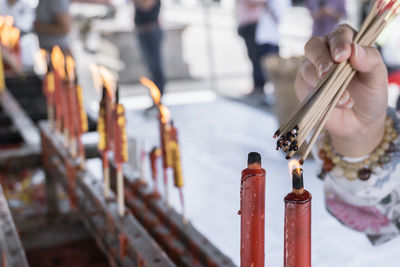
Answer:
[{"left": 305, "top": 0, "right": 347, "bottom": 37}]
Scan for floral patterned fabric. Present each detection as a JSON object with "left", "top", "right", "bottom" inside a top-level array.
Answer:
[{"left": 318, "top": 108, "right": 400, "bottom": 245}]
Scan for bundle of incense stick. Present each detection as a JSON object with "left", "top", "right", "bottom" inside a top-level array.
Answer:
[{"left": 274, "top": 0, "right": 399, "bottom": 164}]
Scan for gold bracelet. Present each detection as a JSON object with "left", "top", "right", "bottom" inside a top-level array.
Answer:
[{"left": 317, "top": 117, "right": 398, "bottom": 181}]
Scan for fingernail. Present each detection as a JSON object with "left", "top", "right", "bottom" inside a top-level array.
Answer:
[
  {"left": 354, "top": 43, "right": 366, "bottom": 59},
  {"left": 334, "top": 48, "right": 346, "bottom": 61},
  {"left": 338, "top": 91, "right": 349, "bottom": 105},
  {"left": 345, "top": 98, "right": 354, "bottom": 109},
  {"left": 318, "top": 63, "right": 331, "bottom": 78}
]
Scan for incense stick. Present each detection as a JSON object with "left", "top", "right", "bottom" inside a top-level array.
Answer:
[{"left": 274, "top": 0, "right": 399, "bottom": 163}]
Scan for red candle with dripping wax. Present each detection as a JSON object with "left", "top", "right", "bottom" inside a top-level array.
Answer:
[
  {"left": 284, "top": 160, "right": 311, "bottom": 267},
  {"left": 112, "top": 87, "right": 128, "bottom": 217},
  {"left": 240, "top": 152, "right": 265, "bottom": 267},
  {"left": 149, "top": 147, "right": 161, "bottom": 195}
]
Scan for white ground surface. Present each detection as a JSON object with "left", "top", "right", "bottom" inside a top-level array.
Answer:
[{"left": 88, "top": 96, "right": 400, "bottom": 267}]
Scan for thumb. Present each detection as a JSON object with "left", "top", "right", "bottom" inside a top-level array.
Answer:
[{"left": 349, "top": 43, "right": 388, "bottom": 90}]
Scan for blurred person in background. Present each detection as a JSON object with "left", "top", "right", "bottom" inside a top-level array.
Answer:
[
  {"left": 133, "top": 0, "right": 165, "bottom": 96},
  {"left": 255, "top": 0, "right": 291, "bottom": 103},
  {"left": 34, "top": 0, "right": 72, "bottom": 53},
  {"left": 236, "top": 0, "right": 266, "bottom": 95},
  {"left": 0, "top": 0, "right": 34, "bottom": 33},
  {"left": 305, "top": 0, "right": 346, "bottom": 37}
]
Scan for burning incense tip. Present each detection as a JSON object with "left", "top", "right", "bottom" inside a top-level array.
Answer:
[
  {"left": 273, "top": 130, "right": 280, "bottom": 139},
  {"left": 285, "top": 155, "right": 291, "bottom": 160}
]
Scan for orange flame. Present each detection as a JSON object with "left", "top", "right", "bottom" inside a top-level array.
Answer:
[
  {"left": 288, "top": 159, "right": 301, "bottom": 176},
  {"left": 9, "top": 27, "right": 19, "bottom": 48},
  {"left": 0, "top": 16, "right": 5, "bottom": 30},
  {"left": 159, "top": 105, "right": 170, "bottom": 124},
  {"left": 66, "top": 55, "right": 75, "bottom": 81},
  {"left": 35, "top": 49, "right": 48, "bottom": 73},
  {"left": 0, "top": 16, "right": 19, "bottom": 49},
  {"left": 140, "top": 77, "right": 161, "bottom": 106},
  {"left": 51, "top": 46, "right": 66, "bottom": 79},
  {"left": 4, "top": 16, "right": 13, "bottom": 27},
  {"left": 89, "top": 64, "right": 102, "bottom": 93},
  {"left": 99, "top": 66, "right": 116, "bottom": 98}
]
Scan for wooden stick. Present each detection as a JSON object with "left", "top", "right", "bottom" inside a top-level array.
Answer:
[
  {"left": 103, "top": 152, "right": 110, "bottom": 199},
  {"left": 300, "top": 70, "right": 356, "bottom": 163},
  {"left": 274, "top": 65, "right": 337, "bottom": 138},
  {"left": 117, "top": 163, "right": 125, "bottom": 217}
]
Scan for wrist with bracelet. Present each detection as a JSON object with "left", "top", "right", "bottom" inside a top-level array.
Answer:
[{"left": 318, "top": 116, "right": 398, "bottom": 181}]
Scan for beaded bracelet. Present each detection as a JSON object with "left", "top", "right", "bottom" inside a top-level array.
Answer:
[{"left": 317, "top": 117, "right": 398, "bottom": 181}]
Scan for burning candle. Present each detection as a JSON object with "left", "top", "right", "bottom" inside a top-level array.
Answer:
[
  {"left": 169, "top": 121, "right": 186, "bottom": 224},
  {"left": 97, "top": 67, "right": 116, "bottom": 200},
  {"left": 158, "top": 104, "right": 174, "bottom": 206},
  {"left": 40, "top": 49, "right": 56, "bottom": 127},
  {"left": 98, "top": 86, "right": 111, "bottom": 199},
  {"left": 76, "top": 84, "right": 88, "bottom": 169},
  {"left": 51, "top": 46, "right": 67, "bottom": 135},
  {"left": 66, "top": 55, "right": 78, "bottom": 158},
  {"left": 284, "top": 160, "right": 311, "bottom": 267},
  {"left": 240, "top": 152, "right": 265, "bottom": 267},
  {"left": 112, "top": 86, "right": 129, "bottom": 217},
  {"left": 140, "top": 76, "right": 173, "bottom": 206}
]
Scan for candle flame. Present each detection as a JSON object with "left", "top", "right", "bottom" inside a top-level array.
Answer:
[
  {"left": 90, "top": 63, "right": 102, "bottom": 93},
  {"left": 99, "top": 66, "right": 116, "bottom": 98},
  {"left": 65, "top": 55, "right": 75, "bottom": 81},
  {"left": 140, "top": 77, "right": 161, "bottom": 106},
  {"left": 4, "top": 15, "right": 13, "bottom": 27},
  {"left": 34, "top": 49, "right": 48, "bottom": 74},
  {"left": 288, "top": 159, "right": 301, "bottom": 176},
  {"left": 0, "top": 16, "right": 19, "bottom": 49},
  {"left": 159, "top": 104, "right": 170, "bottom": 123},
  {"left": 0, "top": 16, "right": 5, "bottom": 29},
  {"left": 51, "top": 46, "right": 66, "bottom": 79}
]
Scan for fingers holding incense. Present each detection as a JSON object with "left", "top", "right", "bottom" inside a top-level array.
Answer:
[
  {"left": 349, "top": 43, "right": 388, "bottom": 89},
  {"left": 304, "top": 36, "right": 334, "bottom": 78},
  {"left": 299, "top": 59, "right": 321, "bottom": 88},
  {"left": 327, "top": 24, "right": 355, "bottom": 62}
]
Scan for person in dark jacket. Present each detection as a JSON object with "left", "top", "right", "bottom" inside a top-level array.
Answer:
[{"left": 133, "top": 0, "right": 165, "bottom": 95}]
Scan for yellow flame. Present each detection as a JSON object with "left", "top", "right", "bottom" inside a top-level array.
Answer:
[
  {"left": 66, "top": 55, "right": 75, "bottom": 81},
  {"left": 35, "top": 49, "right": 48, "bottom": 73},
  {"left": 90, "top": 63, "right": 102, "bottom": 93},
  {"left": 9, "top": 27, "right": 19, "bottom": 47},
  {"left": 288, "top": 159, "right": 301, "bottom": 175},
  {"left": 99, "top": 66, "right": 116, "bottom": 98},
  {"left": 4, "top": 16, "right": 13, "bottom": 27},
  {"left": 51, "top": 46, "right": 66, "bottom": 79},
  {"left": 140, "top": 77, "right": 161, "bottom": 106},
  {"left": 0, "top": 16, "right": 5, "bottom": 30},
  {"left": 159, "top": 104, "right": 170, "bottom": 123}
]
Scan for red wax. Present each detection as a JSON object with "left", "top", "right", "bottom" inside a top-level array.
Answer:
[
  {"left": 150, "top": 150, "right": 159, "bottom": 183},
  {"left": 284, "top": 190, "right": 312, "bottom": 267},
  {"left": 240, "top": 166, "right": 266, "bottom": 267},
  {"left": 53, "top": 71, "right": 63, "bottom": 127},
  {"left": 61, "top": 81, "right": 70, "bottom": 132},
  {"left": 159, "top": 118, "right": 168, "bottom": 169},
  {"left": 112, "top": 108, "right": 122, "bottom": 163},
  {"left": 66, "top": 82, "right": 77, "bottom": 139}
]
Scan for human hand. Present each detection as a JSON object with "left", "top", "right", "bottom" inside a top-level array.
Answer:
[{"left": 295, "top": 24, "right": 388, "bottom": 157}]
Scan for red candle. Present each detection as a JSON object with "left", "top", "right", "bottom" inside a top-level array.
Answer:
[
  {"left": 240, "top": 152, "right": 265, "bottom": 267},
  {"left": 284, "top": 161, "right": 311, "bottom": 267},
  {"left": 149, "top": 147, "right": 161, "bottom": 194},
  {"left": 113, "top": 100, "right": 128, "bottom": 217}
]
